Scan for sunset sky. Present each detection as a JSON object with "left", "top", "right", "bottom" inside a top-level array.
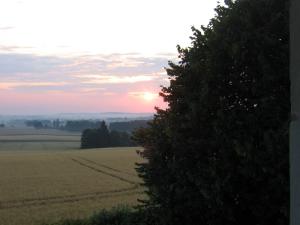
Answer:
[{"left": 0, "top": 0, "right": 219, "bottom": 114}]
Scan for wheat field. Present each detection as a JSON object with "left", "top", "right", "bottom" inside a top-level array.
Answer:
[{"left": 0, "top": 128, "right": 144, "bottom": 225}]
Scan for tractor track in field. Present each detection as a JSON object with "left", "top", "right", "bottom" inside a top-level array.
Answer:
[
  {"left": 70, "top": 158, "right": 137, "bottom": 185},
  {"left": 77, "top": 156, "right": 138, "bottom": 177},
  {"left": 0, "top": 185, "right": 142, "bottom": 210},
  {"left": 0, "top": 156, "right": 143, "bottom": 210}
]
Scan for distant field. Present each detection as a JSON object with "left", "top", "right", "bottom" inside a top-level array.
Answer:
[
  {"left": 0, "top": 127, "right": 81, "bottom": 136},
  {"left": 0, "top": 127, "right": 144, "bottom": 225},
  {"left": 0, "top": 127, "right": 81, "bottom": 151}
]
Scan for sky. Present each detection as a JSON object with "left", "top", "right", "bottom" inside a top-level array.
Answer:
[{"left": 0, "top": 0, "right": 219, "bottom": 114}]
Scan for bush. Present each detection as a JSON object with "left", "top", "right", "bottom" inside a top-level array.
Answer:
[{"left": 43, "top": 206, "right": 145, "bottom": 225}]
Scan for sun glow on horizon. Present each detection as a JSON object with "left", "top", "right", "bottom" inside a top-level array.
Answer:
[{"left": 142, "top": 92, "right": 157, "bottom": 102}]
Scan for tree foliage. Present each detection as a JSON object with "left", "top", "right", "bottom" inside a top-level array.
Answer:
[
  {"left": 81, "top": 121, "right": 136, "bottom": 149},
  {"left": 110, "top": 120, "right": 150, "bottom": 133},
  {"left": 64, "top": 120, "right": 102, "bottom": 132},
  {"left": 26, "top": 120, "right": 51, "bottom": 129},
  {"left": 133, "top": 0, "right": 289, "bottom": 225}
]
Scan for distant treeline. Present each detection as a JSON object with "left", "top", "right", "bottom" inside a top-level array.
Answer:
[
  {"left": 81, "top": 121, "right": 136, "bottom": 149},
  {"left": 63, "top": 120, "right": 101, "bottom": 132},
  {"left": 25, "top": 119, "right": 150, "bottom": 133},
  {"left": 109, "top": 120, "right": 149, "bottom": 133},
  {"left": 25, "top": 120, "right": 52, "bottom": 129}
]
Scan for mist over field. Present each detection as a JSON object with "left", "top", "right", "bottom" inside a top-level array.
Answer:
[{"left": 0, "top": 112, "right": 153, "bottom": 124}]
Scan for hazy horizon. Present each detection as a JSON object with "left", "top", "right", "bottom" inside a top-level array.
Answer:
[{"left": 0, "top": 111, "right": 154, "bottom": 116}]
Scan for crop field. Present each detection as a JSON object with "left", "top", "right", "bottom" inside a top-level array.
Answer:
[
  {"left": 0, "top": 127, "right": 81, "bottom": 151},
  {"left": 0, "top": 127, "right": 144, "bottom": 225}
]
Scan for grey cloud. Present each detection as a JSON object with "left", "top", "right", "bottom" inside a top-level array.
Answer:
[
  {"left": 0, "top": 26, "right": 14, "bottom": 30},
  {"left": 0, "top": 52, "right": 170, "bottom": 92},
  {"left": 0, "top": 53, "right": 72, "bottom": 75},
  {"left": 0, "top": 45, "right": 33, "bottom": 52},
  {"left": 65, "top": 54, "right": 169, "bottom": 76}
]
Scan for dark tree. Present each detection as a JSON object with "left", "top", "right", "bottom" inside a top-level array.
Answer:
[
  {"left": 25, "top": 120, "right": 45, "bottom": 129},
  {"left": 81, "top": 121, "right": 136, "bottom": 149},
  {"left": 109, "top": 120, "right": 150, "bottom": 133},
  {"left": 64, "top": 120, "right": 101, "bottom": 132},
  {"left": 52, "top": 119, "right": 60, "bottom": 129},
  {"left": 97, "top": 121, "right": 110, "bottom": 147},
  {"left": 109, "top": 130, "right": 122, "bottom": 147},
  {"left": 81, "top": 129, "right": 92, "bottom": 149},
  {"left": 133, "top": 0, "right": 289, "bottom": 225}
]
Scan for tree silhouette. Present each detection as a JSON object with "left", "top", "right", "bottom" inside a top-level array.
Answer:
[
  {"left": 81, "top": 121, "right": 136, "bottom": 149},
  {"left": 133, "top": 0, "right": 289, "bottom": 225}
]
